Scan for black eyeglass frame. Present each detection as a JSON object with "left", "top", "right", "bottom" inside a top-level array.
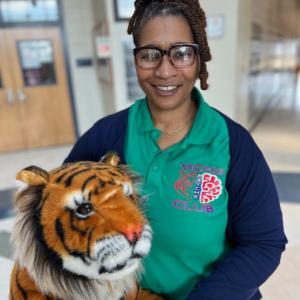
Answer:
[{"left": 133, "top": 43, "right": 200, "bottom": 69}]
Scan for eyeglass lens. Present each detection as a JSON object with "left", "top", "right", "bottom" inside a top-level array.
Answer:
[{"left": 137, "top": 45, "right": 196, "bottom": 69}]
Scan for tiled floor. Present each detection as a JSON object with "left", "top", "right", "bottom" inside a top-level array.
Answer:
[{"left": 0, "top": 145, "right": 72, "bottom": 190}]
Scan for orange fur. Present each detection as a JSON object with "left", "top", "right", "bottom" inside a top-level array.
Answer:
[{"left": 10, "top": 155, "right": 165, "bottom": 300}]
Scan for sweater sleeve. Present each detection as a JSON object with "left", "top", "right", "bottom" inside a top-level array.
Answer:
[
  {"left": 64, "top": 122, "right": 102, "bottom": 163},
  {"left": 64, "top": 108, "right": 129, "bottom": 164},
  {"left": 186, "top": 120, "right": 287, "bottom": 300}
]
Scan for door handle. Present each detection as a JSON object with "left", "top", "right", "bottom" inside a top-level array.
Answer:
[
  {"left": 17, "top": 89, "right": 27, "bottom": 102},
  {"left": 6, "top": 88, "right": 14, "bottom": 105}
]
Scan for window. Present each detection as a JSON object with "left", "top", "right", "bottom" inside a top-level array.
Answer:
[
  {"left": 0, "top": 0, "right": 59, "bottom": 23},
  {"left": 114, "top": 0, "right": 134, "bottom": 21},
  {"left": 18, "top": 40, "right": 56, "bottom": 86}
]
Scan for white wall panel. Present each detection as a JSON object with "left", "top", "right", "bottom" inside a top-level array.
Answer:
[{"left": 62, "top": 0, "right": 104, "bottom": 135}]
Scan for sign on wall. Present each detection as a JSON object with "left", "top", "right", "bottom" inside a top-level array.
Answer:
[
  {"left": 95, "top": 36, "right": 111, "bottom": 59},
  {"left": 206, "top": 14, "right": 225, "bottom": 39}
]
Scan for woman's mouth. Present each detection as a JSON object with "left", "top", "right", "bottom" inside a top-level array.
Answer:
[{"left": 153, "top": 85, "right": 179, "bottom": 96}]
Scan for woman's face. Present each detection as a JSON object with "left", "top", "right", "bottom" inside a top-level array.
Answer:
[{"left": 135, "top": 15, "right": 198, "bottom": 112}]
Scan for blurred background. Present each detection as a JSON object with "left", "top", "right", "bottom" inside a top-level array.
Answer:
[{"left": 0, "top": 0, "right": 299, "bottom": 299}]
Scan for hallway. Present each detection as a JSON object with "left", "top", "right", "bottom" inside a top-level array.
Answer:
[{"left": 252, "top": 74, "right": 300, "bottom": 173}]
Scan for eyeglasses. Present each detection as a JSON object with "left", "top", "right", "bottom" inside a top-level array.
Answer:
[{"left": 133, "top": 43, "right": 200, "bottom": 69}]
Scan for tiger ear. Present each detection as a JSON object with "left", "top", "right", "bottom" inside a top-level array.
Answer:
[
  {"left": 16, "top": 166, "right": 49, "bottom": 186},
  {"left": 100, "top": 152, "right": 120, "bottom": 166}
]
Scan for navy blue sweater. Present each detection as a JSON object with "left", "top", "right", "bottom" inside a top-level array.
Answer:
[{"left": 65, "top": 108, "right": 287, "bottom": 300}]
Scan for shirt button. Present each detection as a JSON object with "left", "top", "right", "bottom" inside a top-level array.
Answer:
[
  {"left": 153, "top": 131, "right": 160, "bottom": 138},
  {"left": 153, "top": 166, "right": 158, "bottom": 170}
]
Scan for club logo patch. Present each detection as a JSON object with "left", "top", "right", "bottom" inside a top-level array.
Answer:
[
  {"left": 173, "top": 167, "right": 223, "bottom": 213},
  {"left": 194, "top": 173, "right": 222, "bottom": 203}
]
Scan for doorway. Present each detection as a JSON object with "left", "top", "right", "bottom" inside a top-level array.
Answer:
[{"left": 0, "top": 27, "right": 75, "bottom": 152}]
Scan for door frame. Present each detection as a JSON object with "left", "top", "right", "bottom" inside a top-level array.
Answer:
[{"left": 0, "top": 0, "right": 79, "bottom": 138}]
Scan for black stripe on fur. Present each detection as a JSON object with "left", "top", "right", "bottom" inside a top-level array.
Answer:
[{"left": 81, "top": 175, "right": 97, "bottom": 191}]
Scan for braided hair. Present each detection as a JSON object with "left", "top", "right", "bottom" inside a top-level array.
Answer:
[{"left": 128, "top": 0, "right": 212, "bottom": 90}]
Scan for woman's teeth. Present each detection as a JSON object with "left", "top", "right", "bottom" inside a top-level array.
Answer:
[{"left": 156, "top": 85, "right": 177, "bottom": 91}]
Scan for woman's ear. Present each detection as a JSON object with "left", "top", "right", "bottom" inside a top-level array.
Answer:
[{"left": 16, "top": 166, "right": 49, "bottom": 186}]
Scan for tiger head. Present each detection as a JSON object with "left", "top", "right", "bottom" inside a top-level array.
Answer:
[{"left": 11, "top": 153, "right": 152, "bottom": 298}]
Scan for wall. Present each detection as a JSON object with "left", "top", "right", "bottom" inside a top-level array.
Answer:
[
  {"left": 234, "top": 0, "right": 252, "bottom": 127},
  {"left": 91, "top": 0, "right": 116, "bottom": 115},
  {"left": 62, "top": 0, "right": 104, "bottom": 135},
  {"left": 201, "top": 0, "right": 244, "bottom": 123},
  {"left": 104, "top": 0, "right": 133, "bottom": 112},
  {"left": 200, "top": 0, "right": 254, "bottom": 127}
]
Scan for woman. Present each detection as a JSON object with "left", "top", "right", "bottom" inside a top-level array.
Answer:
[{"left": 64, "top": 1, "right": 287, "bottom": 299}]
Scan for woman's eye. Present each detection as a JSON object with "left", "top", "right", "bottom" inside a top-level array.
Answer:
[
  {"left": 173, "top": 47, "right": 193, "bottom": 60},
  {"left": 75, "top": 203, "right": 94, "bottom": 218},
  {"left": 175, "top": 51, "right": 187, "bottom": 58},
  {"left": 140, "top": 50, "right": 160, "bottom": 61}
]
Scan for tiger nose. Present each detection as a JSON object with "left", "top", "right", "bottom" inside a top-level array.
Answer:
[{"left": 122, "top": 224, "right": 143, "bottom": 243}]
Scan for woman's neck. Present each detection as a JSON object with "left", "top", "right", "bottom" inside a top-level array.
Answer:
[
  {"left": 150, "top": 100, "right": 197, "bottom": 135},
  {"left": 148, "top": 99, "right": 198, "bottom": 151}
]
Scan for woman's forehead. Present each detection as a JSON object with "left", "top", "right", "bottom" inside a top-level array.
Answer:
[{"left": 138, "top": 15, "right": 194, "bottom": 47}]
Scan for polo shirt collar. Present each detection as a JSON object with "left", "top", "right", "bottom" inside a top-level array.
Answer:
[
  {"left": 182, "top": 87, "right": 214, "bottom": 147},
  {"left": 137, "top": 98, "right": 155, "bottom": 133}
]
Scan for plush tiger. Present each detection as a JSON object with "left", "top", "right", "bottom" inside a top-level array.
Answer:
[{"left": 10, "top": 153, "right": 164, "bottom": 300}]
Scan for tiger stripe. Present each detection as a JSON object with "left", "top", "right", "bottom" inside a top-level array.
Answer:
[
  {"left": 64, "top": 169, "right": 93, "bottom": 187},
  {"left": 81, "top": 175, "right": 97, "bottom": 191},
  {"left": 54, "top": 166, "right": 82, "bottom": 183}
]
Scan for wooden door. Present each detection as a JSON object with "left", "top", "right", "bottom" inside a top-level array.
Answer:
[
  {"left": 0, "top": 27, "right": 75, "bottom": 152},
  {"left": 0, "top": 29, "right": 26, "bottom": 151}
]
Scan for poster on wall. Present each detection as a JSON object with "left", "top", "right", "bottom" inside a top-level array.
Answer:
[
  {"left": 93, "top": 19, "right": 112, "bottom": 82},
  {"left": 122, "top": 37, "right": 144, "bottom": 101},
  {"left": 114, "top": 0, "right": 135, "bottom": 21},
  {"left": 206, "top": 14, "right": 225, "bottom": 39},
  {"left": 95, "top": 36, "right": 111, "bottom": 59}
]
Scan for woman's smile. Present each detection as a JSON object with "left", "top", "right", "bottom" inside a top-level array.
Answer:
[{"left": 152, "top": 84, "right": 180, "bottom": 96}]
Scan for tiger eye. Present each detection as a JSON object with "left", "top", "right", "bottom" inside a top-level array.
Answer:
[{"left": 76, "top": 203, "right": 93, "bottom": 216}]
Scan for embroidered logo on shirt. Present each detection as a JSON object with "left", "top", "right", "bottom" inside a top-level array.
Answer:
[
  {"left": 194, "top": 173, "right": 222, "bottom": 203},
  {"left": 174, "top": 170, "right": 197, "bottom": 199},
  {"left": 173, "top": 166, "right": 223, "bottom": 213}
]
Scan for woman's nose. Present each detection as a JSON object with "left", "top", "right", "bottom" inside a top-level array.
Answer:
[{"left": 154, "top": 55, "right": 177, "bottom": 78}]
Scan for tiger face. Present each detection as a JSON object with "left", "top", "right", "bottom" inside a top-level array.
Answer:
[{"left": 14, "top": 153, "right": 152, "bottom": 282}]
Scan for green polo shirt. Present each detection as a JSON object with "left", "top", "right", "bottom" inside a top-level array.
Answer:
[{"left": 125, "top": 88, "right": 230, "bottom": 300}]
